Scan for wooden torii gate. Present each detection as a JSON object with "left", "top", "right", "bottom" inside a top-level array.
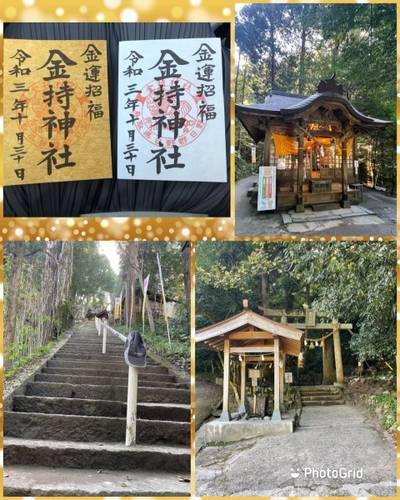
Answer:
[{"left": 259, "top": 307, "right": 352, "bottom": 384}]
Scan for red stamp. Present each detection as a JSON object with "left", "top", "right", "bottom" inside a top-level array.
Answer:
[
  {"left": 14, "top": 79, "right": 91, "bottom": 150},
  {"left": 134, "top": 77, "right": 208, "bottom": 148}
]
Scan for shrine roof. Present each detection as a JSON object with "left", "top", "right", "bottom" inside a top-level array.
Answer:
[
  {"left": 236, "top": 80, "right": 392, "bottom": 143},
  {"left": 196, "top": 308, "right": 303, "bottom": 342}
]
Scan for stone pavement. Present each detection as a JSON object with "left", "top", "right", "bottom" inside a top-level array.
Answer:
[
  {"left": 196, "top": 404, "right": 396, "bottom": 496},
  {"left": 235, "top": 175, "right": 396, "bottom": 236}
]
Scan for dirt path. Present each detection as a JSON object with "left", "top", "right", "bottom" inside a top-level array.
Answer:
[{"left": 196, "top": 404, "right": 395, "bottom": 496}]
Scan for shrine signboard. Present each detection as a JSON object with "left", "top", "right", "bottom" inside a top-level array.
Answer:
[
  {"left": 4, "top": 39, "right": 112, "bottom": 186},
  {"left": 117, "top": 38, "right": 227, "bottom": 183},
  {"left": 257, "top": 166, "right": 276, "bottom": 211}
]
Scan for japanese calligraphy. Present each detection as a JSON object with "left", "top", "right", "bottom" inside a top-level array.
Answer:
[
  {"left": 4, "top": 39, "right": 112, "bottom": 186},
  {"left": 117, "top": 38, "right": 227, "bottom": 183}
]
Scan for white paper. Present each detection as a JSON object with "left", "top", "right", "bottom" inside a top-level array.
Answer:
[
  {"left": 117, "top": 38, "right": 227, "bottom": 183},
  {"left": 257, "top": 166, "right": 276, "bottom": 211}
]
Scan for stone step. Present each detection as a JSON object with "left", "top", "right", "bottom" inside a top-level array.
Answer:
[
  {"left": 13, "top": 396, "right": 190, "bottom": 421},
  {"left": 5, "top": 437, "right": 190, "bottom": 473},
  {"left": 41, "top": 366, "right": 177, "bottom": 382},
  {"left": 34, "top": 373, "right": 187, "bottom": 389},
  {"left": 26, "top": 382, "right": 191, "bottom": 404},
  {"left": 311, "top": 202, "right": 341, "bottom": 211},
  {"left": 301, "top": 394, "right": 343, "bottom": 401},
  {"left": 68, "top": 339, "right": 124, "bottom": 346},
  {"left": 58, "top": 349, "right": 126, "bottom": 357},
  {"left": 53, "top": 353, "right": 167, "bottom": 368},
  {"left": 4, "top": 464, "right": 190, "bottom": 496},
  {"left": 56, "top": 352, "right": 161, "bottom": 367},
  {"left": 298, "top": 385, "right": 341, "bottom": 391},
  {"left": 300, "top": 388, "right": 341, "bottom": 394},
  {"left": 47, "top": 359, "right": 164, "bottom": 372},
  {"left": 5, "top": 412, "right": 190, "bottom": 445},
  {"left": 302, "top": 400, "right": 345, "bottom": 406},
  {"left": 300, "top": 392, "right": 342, "bottom": 398}
]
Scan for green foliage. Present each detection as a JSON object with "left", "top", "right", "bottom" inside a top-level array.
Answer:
[
  {"left": 72, "top": 242, "right": 117, "bottom": 301},
  {"left": 5, "top": 340, "right": 57, "bottom": 379},
  {"left": 368, "top": 391, "right": 396, "bottom": 431}
]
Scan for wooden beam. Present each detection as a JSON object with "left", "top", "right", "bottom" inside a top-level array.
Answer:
[
  {"left": 279, "top": 353, "right": 285, "bottom": 409},
  {"left": 259, "top": 307, "right": 306, "bottom": 317},
  {"left": 352, "top": 135, "right": 357, "bottom": 179},
  {"left": 264, "top": 125, "right": 271, "bottom": 165},
  {"left": 239, "top": 359, "right": 246, "bottom": 414},
  {"left": 221, "top": 339, "right": 231, "bottom": 421},
  {"left": 272, "top": 337, "right": 281, "bottom": 420},
  {"left": 241, "top": 355, "right": 274, "bottom": 362},
  {"left": 229, "top": 331, "right": 274, "bottom": 340},
  {"left": 341, "top": 138, "right": 350, "bottom": 207},
  {"left": 296, "top": 130, "right": 305, "bottom": 212},
  {"left": 290, "top": 323, "right": 352, "bottom": 330},
  {"left": 230, "top": 346, "right": 274, "bottom": 354}
]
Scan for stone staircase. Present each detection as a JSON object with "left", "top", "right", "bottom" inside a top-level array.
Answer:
[
  {"left": 299, "top": 385, "right": 345, "bottom": 406},
  {"left": 4, "top": 325, "right": 191, "bottom": 496}
]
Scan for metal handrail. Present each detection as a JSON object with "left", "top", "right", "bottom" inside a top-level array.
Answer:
[{"left": 94, "top": 316, "right": 138, "bottom": 446}]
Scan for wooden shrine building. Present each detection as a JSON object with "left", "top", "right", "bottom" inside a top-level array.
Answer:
[
  {"left": 236, "top": 76, "right": 391, "bottom": 211},
  {"left": 195, "top": 301, "right": 303, "bottom": 421}
]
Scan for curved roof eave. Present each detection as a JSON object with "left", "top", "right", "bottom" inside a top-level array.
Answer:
[
  {"left": 236, "top": 94, "right": 392, "bottom": 128},
  {"left": 283, "top": 92, "right": 392, "bottom": 126}
]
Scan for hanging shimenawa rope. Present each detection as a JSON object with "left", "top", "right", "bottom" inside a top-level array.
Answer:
[{"left": 304, "top": 330, "right": 334, "bottom": 349}]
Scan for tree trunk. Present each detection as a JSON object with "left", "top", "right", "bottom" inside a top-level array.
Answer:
[
  {"left": 4, "top": 245, "right": 24, "bottom": 368},
  {"left": 269, "top": 26, "right": 276, "bottom": 89},
  {"left": 182, "top": 242, "right": 191, "bottom": 329},
  {"left": 237, "top": 63, "right": 248, "bottom": 152},
  {"left": 235, "top": 49, "right": 241, "bottom": 96},
  {"left": 125, "top": 242, "right": 138, "bottom": 330},
  {"left": 261, "top": 273, "right": 268, "bottom": 311},
  {"left": 298, "top": 27, "right": 306, "bottom": 94},
  {"left": 39, "top": 242, "right": 73, "bottom": 344}
]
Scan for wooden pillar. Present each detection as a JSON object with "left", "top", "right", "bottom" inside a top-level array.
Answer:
[
  {"left": 221, "top": 338, "right": 231, "bottom": 421},
  {"left": 296, "top": 131, "right": 305, "bottom": 212},
  {"left": 341, "top": 138, "right": 350, "bottom": 207},
  {"left": 272, "top": 337, "right": 281, "bottom": 421},
  {"left": 352, "top": 136, "right": 357, "bottom": 179},
  {"left": 322, "top": 335, "right": 336, "bottom": 384},
  {"left": 332, "top": 325, "right": 344, "bottom": 384},
  {"left": 239, "top": 358, "right": 246, "bottom": 414},
  {"left": 264, "top": 126, "right": 271, "bottom": 166},
  {"left": 279, "top": 353, "right": 286, "bottom": 410}
]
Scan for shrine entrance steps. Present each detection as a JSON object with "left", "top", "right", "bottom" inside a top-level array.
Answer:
[
  {"left": 299, "top": 385, "right": 345, "bottom": 406},
  {"left": 4, "top": 325, "right": 190, "bottom": 496}
]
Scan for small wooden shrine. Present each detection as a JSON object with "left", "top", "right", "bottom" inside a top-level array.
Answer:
[
  {"left": 195, "top": 301, "right": 304, "bottom": 421},
  {"left": 236, "top": 76, "right": 391, "bottom": 211}
]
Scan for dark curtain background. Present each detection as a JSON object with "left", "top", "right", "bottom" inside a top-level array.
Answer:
[{"left": 4, "top": 22, "right": 230, "bottom": 217}]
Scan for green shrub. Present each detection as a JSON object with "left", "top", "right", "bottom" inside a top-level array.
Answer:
[{"left": 367, "top": 391, "right": 396, "bottom": 431}]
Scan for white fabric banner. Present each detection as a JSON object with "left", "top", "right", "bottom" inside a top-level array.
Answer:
[{"left": 117, "top": 38, "right": 227, "bottom": 183}]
